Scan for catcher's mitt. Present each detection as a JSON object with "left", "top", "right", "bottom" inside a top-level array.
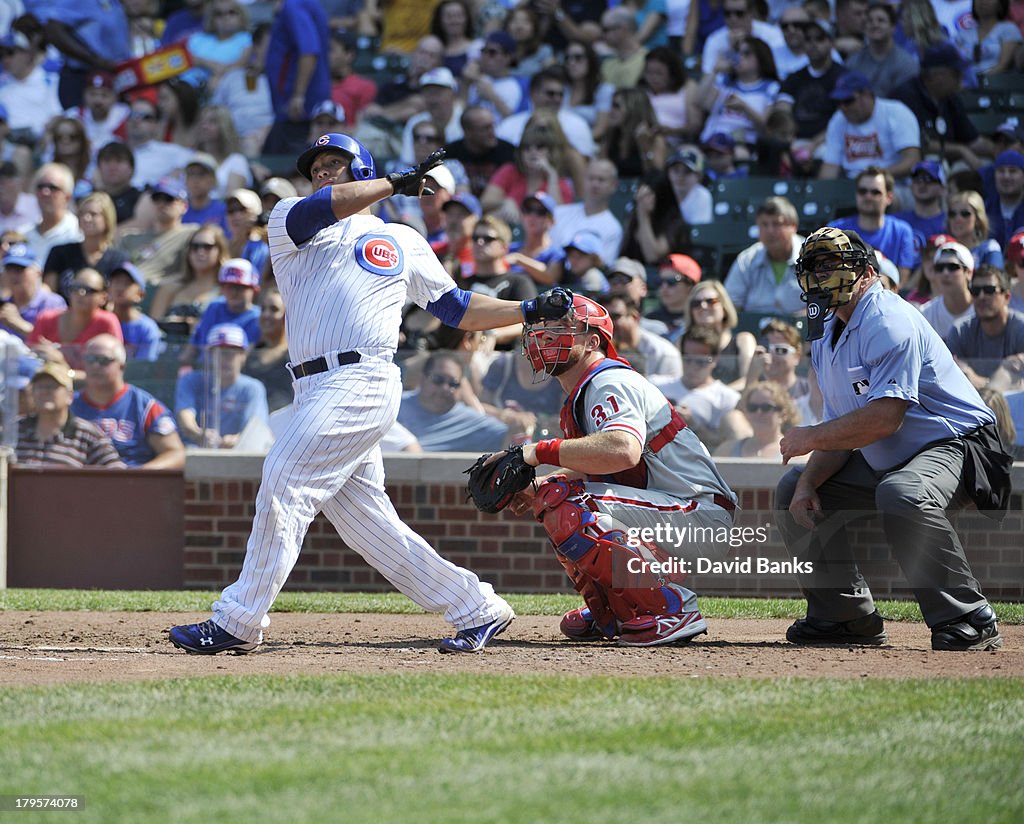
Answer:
[{"left": 464, "top": 445, "right": 536, "bottom": 513}]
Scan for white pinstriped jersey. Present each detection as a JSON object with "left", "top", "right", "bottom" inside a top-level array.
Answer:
[
  {"left": 580, "top": 367, "right": 736, "bottom": 505},
  {"left": 267, "top": 201, "right": 458, "bottom": 363}
]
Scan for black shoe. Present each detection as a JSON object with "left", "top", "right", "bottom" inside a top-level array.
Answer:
[
  {"left": 786, "top": 610, "right": 887, "bottom": 646},
  {"left": 931, "top": 605, "right": 1003, "bottom": 651}
]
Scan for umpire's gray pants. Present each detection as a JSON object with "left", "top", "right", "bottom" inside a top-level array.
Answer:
[{"left": 774, "top": 442, "right": 989, "bottom": 627}]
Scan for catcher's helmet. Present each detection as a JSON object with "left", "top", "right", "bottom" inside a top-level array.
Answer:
[
  {"left": 523, "top": 294, "right": 619, "bottom": 375},
  {"left": 296, "top": 133, "right": 377, "bottom": 181},
  {"left": 795, "top": 227, "right": 876, "bottom": 312}
]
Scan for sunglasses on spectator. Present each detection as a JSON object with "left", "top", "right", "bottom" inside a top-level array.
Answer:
[
  {"left": 226, "top": 205, "right": 250, "bottom": 214},
  {"left": 969, "top": 284, "right": 1004, "bottom": 296},
  {"left": 413, "top": 132, "right": 439, "bottom": 142},
  {"left": 690, "top": 297, "right": 720, "bottom": 309},
  {"left": 152, "top": 193, "right": 175, "bottom": 204},
  {"left": 522, "top": 205, "right": 549, "bottom": 217},
  {"left": 566, "top": 52, "right": 587, "bottom": 62},
  {"left": 481, "top": 47, "right": 505, "bottom": 57},
  {"left": 806, "top": 33, "right": 829, "bottom": 43},
  {"left": 190, "top": 241, "right": 218, "bottom": 251},
  {"left": 912, "top": 175, "right": 940, "bottom": 184},
  {"left": 948, "top": 209, "right": 973, "bottom": 218},
  {"left": 55, "top": 132, "right": 81, "bottom": 141},
  {"left": 472, "top": 233, "right": 500, "bottom": 244},
  {"left": 935, "top": 262, "right": 966, "bottom": 273},
  {"left": 723, "top": 9, "right": 748, "bottom": 18},
  {"left": 36, "top": 182, "right": 63, "bottom": 193},
  {"left": 129, "top": 111, "right": 157, "bottom": 121},
  {"left": 747, "top": 402, "right": 781, "bottom": 413},
  {"left": 71, "top": 283, "right": 103, "bottom": 296},
  {"left": 683, "top": 355, "right": 715, "bottom": 365},
  {"left": 428, "top": 374, "right": 461, "bottom": 388},
  {"left": 608, "top": 273, "right": 633, "bottom": 285},
  {"left": 781, "top": 20, "right": 808, "bottom": 30},
  {"left": 214, "top": 8, "right": 240, "bottom": 17},
  {"left": 767, "top": 343, "right": 796, "bottom": 356},
  {"left": 84, "top": 353, "right": 117, "bottom": 366},
  {"left": 856, "top": 187, "right": 883, "bottom": 196},
  {"left": 659, "top": 275, "right": 690, "bottom": 286},
  {"left": 606, "top": 312, "right": 626, "bottom": 322}
]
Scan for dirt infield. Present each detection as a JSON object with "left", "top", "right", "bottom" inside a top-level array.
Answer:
[{"left": 0, "top": 612, "right": 1020, "bottom": 686}]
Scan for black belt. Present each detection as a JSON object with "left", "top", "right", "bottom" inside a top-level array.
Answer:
[
  {"left": 713, "top": 493, "right": 736, "bottom": 513},
  {"left": 288, "top": 350, "right": 361, "bottom": 379}
]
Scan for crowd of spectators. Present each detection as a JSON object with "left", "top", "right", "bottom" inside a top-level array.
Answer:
[{"left": 1, "top": 0, "right": 1024, "bottom": 468}]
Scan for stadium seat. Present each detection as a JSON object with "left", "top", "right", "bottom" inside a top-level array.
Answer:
[
  {"left": 609, "top": 177, "right": 641, "bottom": 222},
  {"left": 710, "top": 177, "right": 798, "bottom": 221},
  {"left": 977, "top": 72, "right": 1024, "bottom": 92},
  {"left": 794, "top": 178, "right": 857, "bottom": 232},
  {"left": 689, "top": 222, "right": 756, "bottom": 280}
]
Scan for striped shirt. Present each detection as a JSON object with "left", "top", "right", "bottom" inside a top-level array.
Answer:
[{"left": 15, "top": 414, "right": 126, "bottom": 468}]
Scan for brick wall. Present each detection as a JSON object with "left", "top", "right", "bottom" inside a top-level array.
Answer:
[{"left": 181, "top": 454, "right": 1024, "bottom": 601}]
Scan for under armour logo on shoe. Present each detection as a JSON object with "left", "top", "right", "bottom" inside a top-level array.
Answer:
[{"left": 200, "top": 637, "right": 214, "bottom": 646}]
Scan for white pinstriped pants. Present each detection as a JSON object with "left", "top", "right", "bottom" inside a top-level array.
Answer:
[{"left": 213, "top": 359, "right": 508, "bottom": 643}]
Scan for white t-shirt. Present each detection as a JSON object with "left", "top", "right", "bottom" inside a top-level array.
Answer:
[
  {"left": 679, "top": 184, "right": 713, "bottom": 225},
  {"left": 920, "top": 296, "right": 975, "bottom": 341},
  {"left": 822, "top": 97, "right": 920, "bottom": 176},
  {"left": 653, "top": 376, "right": 740, "bottom": 431},
  {"left": 549, "top": 202, "right": 623, "bottom": 266}
]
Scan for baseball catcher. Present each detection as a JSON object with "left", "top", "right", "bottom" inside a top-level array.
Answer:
[{"left": 468, "top": 292, "right": 738, "bottom": 646}]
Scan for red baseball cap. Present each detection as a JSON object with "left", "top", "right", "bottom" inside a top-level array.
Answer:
[{"left": 660, "top": 254, "right": 702, "bottom": 283}]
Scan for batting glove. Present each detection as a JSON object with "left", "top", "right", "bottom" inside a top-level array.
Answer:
[{"left": 386, "top": 149, "right": 447, "bottom": 196}]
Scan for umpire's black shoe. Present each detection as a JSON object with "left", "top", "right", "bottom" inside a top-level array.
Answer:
[
  {"left": 931, "top": 604, "right": 1003, "bottom": 651},
  {"left": 786, "top": 610, "right": 887, "bottom": 646}
]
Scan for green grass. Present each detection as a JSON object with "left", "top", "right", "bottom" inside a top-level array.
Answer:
[
  {"left": 2, "top": 589, "right": 1023, "bottom": 623},
  {"left": 0, "top": 675, "right": 1021, "bottom": 823}
]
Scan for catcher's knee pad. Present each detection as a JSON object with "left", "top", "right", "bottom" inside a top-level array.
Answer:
[{"left": 532, "top": 478, "right": 690, "bottom": 632}]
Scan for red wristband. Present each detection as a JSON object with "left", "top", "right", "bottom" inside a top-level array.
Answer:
[{"left": 534, "top": 438, "right": 562, "bottom": 466}]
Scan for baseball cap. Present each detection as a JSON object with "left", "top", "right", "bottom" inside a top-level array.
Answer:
[
  {"left": 3, "top": 242, "right": 36, "bottom": 268},
  {"left": 921, "top": 41, "right": 966, "bottom": 72},
  {"left": 441, "top": 191, "right": 482, "bottom": 217},
  {"left": 522, "top": 191, "right": 556, "bottom": 215},
  {"left": 1007, "top": 231, "right": 1024, "bottom": 267},
  {"left": 661, "top": 253, "right": 702, "bottom": 283},
  {"left": 703, "top": 132, "right": 735, "bottom": 153},
  {"left": 0, "top": 31, "right": 30, "bottom": 51},
  {"left": 226, "top": 188, "right": 262, "bottom": 215},
  {"left": 110, "top": 261, "right": 146, "bottom": 289},
  {"left": 926, "top": 232, "right": 957, "bottom": 250},
  {"left": 186, "top": 152, "right": 219, "bottom": 174},
  {"left": 219, "top": 258, "right": 260, "bottom": 289},
  {"left": 419, "top": 67, "right": 457, "bottom": 90},
  {"left": 260, "top": 177, "right": 298, "bottom": 201},
  {"left": 934, "top": 240, "right": 974, "bottom": 270},
  {"left": 206, "top": 323, "right": 249, "bottom": 348},
  {"left": 830, "top": 71, "right": 871, "bottom": 101},
  {"left": 485, "top": 30, "right": 516, "bottom": 55},
  {"left": 30, "top": 360, "right": 74, "bottom": 391},
  {"left": 667, "top": 147, "right": 704, "bottom": 174},
  {"left": 11, "top": 353, "right": 41, "bottom": 390},
  {"left": 874, "top": 250, "right": 900, "bottom": 288},
  {"left": 424, "top": 165, "right": 456, "bottom": 195},
  {"left": 609, "top": 256, "right": 646, "bottom": 282},
  {"left": 311, "top": 99, "right": 347, "bottom": 123},
  {"left": 86, "top": 71, "right": 115, "bottom": 90},
  {"left": 152, "top": 176, "right": 187, "bottom": 200},
  {"left": 332, "top": 28, "right": 359, "bottom": 50},
  {"left": 911, "top": 160, "right": 946, "bottom": 185},
  {"left": 564, "top": 230, "right": 603, "bottom": 258},
  {"left": 994, "top": 149, "right": 1024, "bottom": 171},
  {"left": 994, "top": 118, "right": 1024, "bottom": 143}
]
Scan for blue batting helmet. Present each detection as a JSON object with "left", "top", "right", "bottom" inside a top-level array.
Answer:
[{"left": 296, "top": 133, "right": 376, "bottom": 181}]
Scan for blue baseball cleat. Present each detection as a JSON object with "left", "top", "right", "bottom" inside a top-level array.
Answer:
[
  {"left": 439, "top": 604, "right": 515, "bottom": 653},
  {"left": 169, "top": 619, "right": 260, "bottom": 654}
]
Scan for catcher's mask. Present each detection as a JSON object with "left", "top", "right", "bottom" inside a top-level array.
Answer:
[
  {"left": 795, "top": 227, "right": 875, "bottom": 341},
  {"left": 523, "top": 294, "right": 619, "bottom": 377}
]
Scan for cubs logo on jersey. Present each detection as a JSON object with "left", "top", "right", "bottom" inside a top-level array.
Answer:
[{"left": 355, "top": 235, "right": 404, "bottom": 276}]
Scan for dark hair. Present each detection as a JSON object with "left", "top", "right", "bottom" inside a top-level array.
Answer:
[
  {"left": 973, "top": 263, "right": 1011, "bottom": 291},
  {"left": 681, "top": 325, "right": 722, "bottom": 354},
  {"left": 563, "top": 40, "right": 601, "bottom": 105},
  {"left": 423, "top": 350, "right": 465, "bottom": 377},
  {"left": 163, "top": 78, "right": 201, "bottom": 130},
  {"left": 739, "top": 36, "right": 779, "bottom": 81},
  {"left": 866, "top": 1, "right": 897, "bottom": 24},
  {"left": 602, "top": 294, "right": 640, "bottom": 314},
  {"left": 429, "top": 0, "right": 475, "bottom": 45},
  {"left": 856, "top": 165, "right": 895, "bottom": 194},
  {"left": 972, "top": 0, "right": 1010, "bottom": 21},
  {"left": 643, "top": 46, "right": 687, "bottom": 92},
  {"left": 97, "top": 141, "right": 136, "bottom": 169},
  {"left": 529, "top": 65, "right": 568, "bottom": 94}
]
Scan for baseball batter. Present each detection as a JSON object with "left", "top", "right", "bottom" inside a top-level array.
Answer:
[
  {"left": 501, "top": 295, "right": 738, "bottom": 646},
  {"left": 169, "top": 134, "right": 572, "bottom": 654}
]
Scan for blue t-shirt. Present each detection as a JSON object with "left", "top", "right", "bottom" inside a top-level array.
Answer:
[
  {"left": 72, "top": 384, "right": 178, "bottom": 466},
  {"left": 891, "top": 210, "right": 946, "bottom": 263},
  {"left": 264, "top": 0, "right": 331, "bottom": 117},
  {"left": 192, "top": 298, "right": 261, "bottom": 347},
  {"left": 829, "top": 215, "right": 918, "bottom": 270},
  {"left": 121, "top": 314, "right": 163, "bottom": 362},
  {"left": 174, "top": 371, "right": 269, "bottom": 444},
  {"left": 33, "top": 0, "right": 131, "bottom": 66},
  {"left": 971, "top": 238, "right": 1004, "bottom": 270},
  {"left": 812, "top": 281, "right": 995, "bottom": 472},
  {"left": 397, "top": 392, "right": 508, "bottom": 453},
  {"left": 183, "top": 200, "right": 229, "bottom": 234},
  {"left": 241, "top": 238, "right": 270, "bottom": 278}
]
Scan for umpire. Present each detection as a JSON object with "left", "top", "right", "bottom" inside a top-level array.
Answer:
[{"left": 775, "top": 227, "right": 1011, "bottom": 651}]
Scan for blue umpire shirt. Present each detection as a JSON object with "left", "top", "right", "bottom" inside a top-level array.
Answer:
[{"left": 812, "top": 281, "right": 995, "bottom": 472}]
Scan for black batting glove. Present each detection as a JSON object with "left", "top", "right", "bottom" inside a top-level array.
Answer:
[
  {"left": 521, "top": 287, "right": 574, "bottom": 324},
  {"left": 386, "top": 149, "right": 447, "bottom": 196}
]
